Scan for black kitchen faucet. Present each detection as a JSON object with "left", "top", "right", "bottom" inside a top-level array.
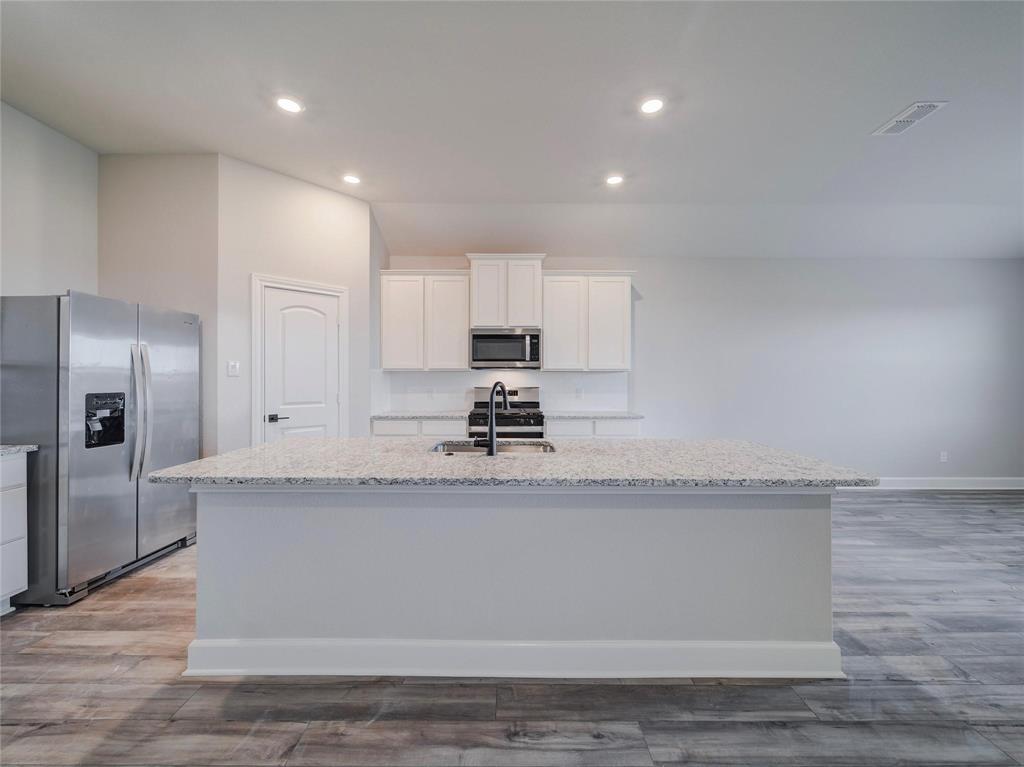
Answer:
[{"left": 473, "top": 381, "right": 509, "bottom": 456}]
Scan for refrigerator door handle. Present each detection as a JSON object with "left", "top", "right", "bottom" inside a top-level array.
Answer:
[
  {"left": 130, "top": 344, "right": 145, "bottom": 482},
  {"left": 140, "top": 343, "right": 154, "bottom": 475}
]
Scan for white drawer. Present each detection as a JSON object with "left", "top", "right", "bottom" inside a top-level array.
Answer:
[
  {"left": 0, "top": 538, "right": 27, "bottom": 599},
  {"left": 594, "top": 419, "right": 641, "bottom": 437},
  {"left": 372, "top": 420, "right": 420, "bottom": 437},
  {"left": 0, "top": 486, "right": 27, "bottom": 545},
  {"left": 546, "top": 419, "right": 594, "bottom": 437},
  {"left": 421, "top": 420, "right": 466, "bottom": 437},
  {"left": 0, "top": 455, "right": 26, "bottom": 491}
]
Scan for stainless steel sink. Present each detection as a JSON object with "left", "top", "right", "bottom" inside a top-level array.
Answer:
[{"left": 431, "top": 441, "right": 556, "bottom": 455}]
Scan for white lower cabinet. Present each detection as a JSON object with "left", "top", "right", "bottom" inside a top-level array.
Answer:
[
  {"left": 371, "top": 420, "right": 420, "bottom": 436},
  {"left": 546, "top": 419, "right": 595, "bottom": 437},
  {"left": 546, "top": 418, "right": 641, "bottom": 438},
  {"left": 420, "top": 420, "right": 466, "bottom": 437},
  {"left": 1, "top": 453, "right": 30, "bottom": 615},
  {"left": 372, "top": 419, "right": 466, "bottom": 438},
  {"left": 594, "top": 419, "right": 641, "bottom": 437}
]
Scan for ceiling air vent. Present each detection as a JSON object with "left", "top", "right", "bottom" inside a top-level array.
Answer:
[{"left": 872, "top": 101, "right": 947, "bottom": 136}]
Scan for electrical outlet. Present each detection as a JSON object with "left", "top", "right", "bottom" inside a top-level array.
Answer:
[
  {"left": 939, "top": 450, "right": 949, "bottom": 463},
  {"left": 575, "top": 386, "right": 584, "bottom": 400},
  {"left": 226, "top": 361, "right": 241, "bottom": 377}
]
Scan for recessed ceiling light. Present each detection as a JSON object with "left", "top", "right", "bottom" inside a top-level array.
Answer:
[
  {"left": 275, "top": 97, "right": 304, "bottom": 114},
  {"left": 605, "top": 175, "right": 624, "bottom": 186},
  {"left": 640, "top": 98, "right": 664, "bottom": 115},
  {"left": 342, "top": 175, "right": 361, "bottom": 185}
]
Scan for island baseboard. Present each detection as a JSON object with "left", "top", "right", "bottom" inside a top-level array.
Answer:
[{"left": 184, "top": 637, "right": 844, "bottom": 678}]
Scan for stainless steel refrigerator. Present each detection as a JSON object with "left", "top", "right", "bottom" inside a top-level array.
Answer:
[{"left": 1, "top": 291, "right": 199, "bottom": 605}]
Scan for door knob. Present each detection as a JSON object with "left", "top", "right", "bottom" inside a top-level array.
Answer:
[{"left": 266, "top": 413, "right": 290, "bottom": 423}]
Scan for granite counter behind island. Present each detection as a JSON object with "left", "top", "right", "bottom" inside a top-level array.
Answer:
[{"left": 150, "top": 437, "right": 876, "bottom": 679}]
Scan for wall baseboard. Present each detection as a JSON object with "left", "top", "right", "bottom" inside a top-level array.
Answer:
[
  {"left": 184, "top": 637, "right": 844, "bottom": 679},
  {"left": 846, "top": 477, "right": 1024, "bottom": 490}
]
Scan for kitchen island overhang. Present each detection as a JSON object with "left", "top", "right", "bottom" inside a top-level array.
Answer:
[{"left": 150, "top": 438, "right": 877, "bottom": 679}]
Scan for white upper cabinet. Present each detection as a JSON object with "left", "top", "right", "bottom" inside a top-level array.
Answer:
[
  {"left": 468, "top": 254, "right": 544, "bottom": 328},
  {"left": 424, "top": 274, "right": 469, "bottom": 370},
  {"left": 469, "top": 258, "right": 507, "bottom": 327},
  {"left": 380, "top": 274, "right": 425, "bottom": 370},
  {"left": 382, "top": 266, "right": 630, "bottom": 373},
  {"left": 587, "top": 275, "right": 632, "bottom": 370},
  {"left": 542, "top": 275, "right": 588, "bottom": 370},
  {"left": 506, "top": 259, "right": 544, "bottom": 327},
  {"left": 541, "top": 273, "right": 632, "bottom": 371}
]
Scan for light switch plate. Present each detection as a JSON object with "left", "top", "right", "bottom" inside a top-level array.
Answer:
[{"left": 227, "top": 361, "right": 241, "bottom": 377}]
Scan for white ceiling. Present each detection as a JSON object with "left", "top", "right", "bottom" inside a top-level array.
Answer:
[{"left": 2, "top": 1, "right": 1022, "bottom": 257}]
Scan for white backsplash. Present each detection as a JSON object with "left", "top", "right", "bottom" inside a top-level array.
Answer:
[{"left": 373, "top": 370, "right": 630, "bottom": 413}]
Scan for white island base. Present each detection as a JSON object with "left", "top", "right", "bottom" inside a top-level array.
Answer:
[{"left": 186, "top": 485, "right": 843, "bottom": 679}]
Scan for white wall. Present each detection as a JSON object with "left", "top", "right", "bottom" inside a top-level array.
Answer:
[
  {"left": 216, "top": 156, "right": 372, "bottom": 452},
  {"left": 386, "top": 254, "right": 1024, "bottom": 479},
  {"left": 368, "top": 212, "right": 390, "bottom": 414},
  {"left": 1, "top": 103, "right": 97, "bottom": 295},
  {"left": 368, "top": 211, "right": 389, "bottom": 370},
  {"left": 373, "top": 203, "right": 1024, "bottom": 262},
  {"left": 98, "top": 154, "right": 219, "bottom": 454},
  {"left": 620, "top": 257, "right": 1024, "bottom": 479}
]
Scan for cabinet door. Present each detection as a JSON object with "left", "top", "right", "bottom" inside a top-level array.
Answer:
[
  {"left": 470, "top": 259, "right": 507, "bottom": 327},
  {"left": 381, "top": 275, "right": 424, "bottom": 369},
  {"left": 507, "top": 259, "right": 543, "bottom": 327},
  {"left": 587, "top": 276, "right": 632, "bottom": 370},
  {"left": 542, "top": 275, "right": 588, "bottom": 370},
  {"left": 372, "top": 420, "right": 419, "bottom": 436},
  {"left": 425, "top": 275, "right": 469, "bottom": 370}
]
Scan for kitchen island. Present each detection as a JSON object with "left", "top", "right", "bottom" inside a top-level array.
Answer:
[{"left": 150, "top": 437, "right": 876, "bottom": 679}]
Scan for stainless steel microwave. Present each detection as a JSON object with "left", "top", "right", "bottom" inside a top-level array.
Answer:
[{"left": 469, "top": 328, "right": 542, "bottom": 369}]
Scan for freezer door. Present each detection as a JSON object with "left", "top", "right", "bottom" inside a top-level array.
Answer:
[
  {"left": 64, "top": 292, "right": 140, "bottom": 589},
  {"left": 137, "top": 305, "right": 199, "bottom": 556}
]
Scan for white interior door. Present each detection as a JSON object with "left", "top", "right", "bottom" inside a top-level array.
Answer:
[{"left": 263, "top": 286, "right": 341, "bottom": 442}]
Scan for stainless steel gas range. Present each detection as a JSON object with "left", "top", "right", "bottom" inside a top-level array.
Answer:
[{"left": 467, "top": 386, "right": 544, "bottom": 439}]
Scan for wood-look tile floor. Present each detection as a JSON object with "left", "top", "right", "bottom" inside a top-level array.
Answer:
[{"left": 1, "top": 490, "right": 1021, "bottom": 766}]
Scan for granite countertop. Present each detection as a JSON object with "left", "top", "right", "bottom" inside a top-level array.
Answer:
[
  {"left": 546, "top": 411, "right": 644, "bottom": 420},
  {"left": 149, "top": 437, "right": 877, "bottom": 489},
  {"left": 0, "top": 445, "right": 38, "bottom": 456},
  {"left": 370, "top": 411, "right": 467, "bottom": 420}
]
